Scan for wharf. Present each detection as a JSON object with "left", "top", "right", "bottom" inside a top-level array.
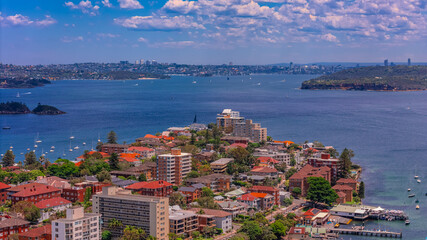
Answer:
[{"left": 328, "top": 228, "right": 402, "bottom": 238}]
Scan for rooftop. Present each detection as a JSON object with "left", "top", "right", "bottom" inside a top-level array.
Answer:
[
  {"left": 126, "top": 180, "right": 172, "bottom": 190},
  {"left": 0, "top": 216, "right": 29, "bottom": 228},
  {"left": 9, "top": 183, "right": 61, "bottom": 197},
  {"left": 186, "top": 173, "right": 232, "bottom": 184},
  {"left": 188, "top": 208, "right": 232, "bottom": 218},
  {"left": 211, "top": 158, "right": 234, "bottom": 165},
  {"left": 35, "top": 197, "right": 71, "bottom": 209},
  {"left": 18, "top": 224, "right": 51, "bottom": 238},
  {"left": 289, "top": 164, "right": 330, "bottom": 180}
]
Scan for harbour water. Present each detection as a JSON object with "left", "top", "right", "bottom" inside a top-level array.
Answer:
[{"left": 1, "top": 74, "right": 427, "bottom": 239}]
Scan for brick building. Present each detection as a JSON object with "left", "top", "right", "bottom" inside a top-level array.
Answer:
[
  {"left": 100, "top": 144, "right": 130, "bottom": 154},
  {"left": 157, "top": 148, "right": 192, "bottom": 185},
  {"left": 7, "top": 183, "right": 61, "bottom": 204},
  {"left": 0, "top": 215, "right": 30, "bottom": 240},
  {"left": 307, "top": 153, "right": 339, "bottom": 182},
  {"left": 185, "top": 174, "right": 232, "bottom": 193},
  {"left": 288, "top": 164, "right": 331, "bottom": 197},
  {"left": 18, "top": 224, "right": 51, "bottom": 240},
  {"left": 249, "top": 185, "right": 280, "bottom": 206},
  {"left": 0, "top": 182, "right": 11, "bottom": 204},
  {"left": 125, "top": 180, "right": 173, "bottom": 197}
]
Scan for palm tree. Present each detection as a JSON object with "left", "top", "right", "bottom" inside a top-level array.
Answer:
[{"left": 108, "top": 218, "right": 123, "bottom": 229}]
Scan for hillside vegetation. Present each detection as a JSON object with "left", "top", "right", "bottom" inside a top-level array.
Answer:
[{"left": 301, "top": 65, "right": 427, "bottom": 91}]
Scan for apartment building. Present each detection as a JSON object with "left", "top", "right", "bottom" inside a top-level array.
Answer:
[
  {"left": 125, "top": 180, "right": 173, "bottom": 197},
  {"left": 157, "top": 148, "right": 192, "bottom": 185},
  {"left": 289, "top": 165, "right": 332, "bottom": 196},
  {"left": 92, "top": 186, "right": 169, "bottom": 240},
  {"left": 7, "top": 183, "right": 62, "bottom": 204},
  {"left": 169, "top": 207, "right": 198, "bottom": 238},
  {"left": 249, "top": 186, "right": 280, "bottom": 206},
  {"left": 0, "top": 182, "right": 10, "bottom": 204},
  {"left": 100, "top": 144, "right": 130, "bottom": 154},
  {"left": 210, "top": 158, "right": 234, "bottom": 173},
  {"left": 185, "top": 174, "right": 232, "bottom": 193},
  {"left": 216, "top": 109, "right": 244, "bottom": 131},
  {"left": 0, "top": 215, "right": 30, "bottom": 240},
  {"left": 307, "top": 153, "right": 339, "bottom": 182},
  {"left": 52, "top": 206, "right": 100, "bottom": 240},
  {"left": 233, "top": 119, "right": 267, "bottom": 143}
]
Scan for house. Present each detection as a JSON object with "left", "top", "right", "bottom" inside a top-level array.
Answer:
[
  {"left": 249, "top": 186, "right": 280, "bottom": 206},
  {"left": 35, "top": 197, "right": 72, "bottom": 222},
  {"left": 332, "top": 184, "right": 353, "bottom": 203},
  {"left": 125, "top": 180, "right": 173, "bottom": 197},
  {"left": 18, "top": 224, "right": 51, "bottom": 240},
  {"left": 336, "top": 178, "right": 358, "bottom": 191},
  {"left": 250, "top": 166, "right": 279, "bottom": 178},
  {"left": 169, "top": 207, "right": 198, "bottom": 238},
  {"left": 100, "top": 144, "right": 130, "bottom": 154},
  {"left": 35, "top": 176, "right": 71, "bottom": 189},
  {"left": 0, "top": 182, "right": 11, "bottom": 204},
  {"left": 257, "top": 156, "right": 279, "bottom": 167},
  {"left": 62, "top": 187, "right": 86, "bottom": 202},
  {"left": 75, "top": 151, "right": 109, "bottom": 161},
  {"left": 0, "top": 215, "right": 30, "bottom": 240},
  {"left": 194, "top": 152, "right": 216, "bottom": 162},
  {"left": 178, "top": 186, "right": 201, "bottom": 203},
  {"left": 237, "top": 192, "right": 274, "bottom": 210},
  {"left": 224, "top": 143, "right": 248, "bottom": 152},
  {"left": 111, "top": 177, "right": 138, "bottom": 188},
  {"left": 217, "top": 201, "right": 248, "bottom": 217},
  {"left": 210, "top": 158, "right": 234, "bottom": 173},
  {"left": 224, "top": 188, "right": 246, "bottom": 199},
  {"left": 186, "top": 174, "right": 232, "bottom": 193},
  {"left": 220, "top": 136, "right": 250, "bottom": 145},
  {"left": 118, "top": 152, "right": 143, "bottom": 166},
  {"left": 110, "top": 162, "right": 157, "bottom": 180},
  {"left": 126, "top": 146, "right": 155, "bottom": 159},
  {"left": 7, "top": 183, "right": 62, "bottom": 204},
  {"left": 287, "top": 227, "right": 307, "bottom": 240},
  {"left": 288, "top": 164, "right": 331, "bottom": 196},
  {"left": 301, "top": 208, "right": 330, "bottom": 226},
  {"left": 188, "top": 208, "right": 233, "bottom": 233}
]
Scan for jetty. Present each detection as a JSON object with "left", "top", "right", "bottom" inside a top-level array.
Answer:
[{"left": 329, "top": 228, "right": 402, "bottom": 238}]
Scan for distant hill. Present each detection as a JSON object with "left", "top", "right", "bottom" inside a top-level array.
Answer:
[
  {"left": 0, "top": 78, "right": 51, "bottom": 88},
  {"left": 301, "top": 65, "right": 427, "bottom": 91}
]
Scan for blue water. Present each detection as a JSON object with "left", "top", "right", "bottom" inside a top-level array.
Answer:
[{"left": 1, "top": 74, "right": 427, "bottom": 239}]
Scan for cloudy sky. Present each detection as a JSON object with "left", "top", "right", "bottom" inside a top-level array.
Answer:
[{"left": 1, "top": 0, "right": 427, "bottom": 65}]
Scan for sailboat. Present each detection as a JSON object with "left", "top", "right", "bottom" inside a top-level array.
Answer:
[
  {"left": 98, "top": 133, "right": 101, "bottom": 142},
  {"left": 69, "top": 141, "right": 73, "bottom": 152},
  {"left": 192, "top": 80, "right": 197, "bottom": 84},
  {"left": 70, "top": 136, "right": 75, "bottom": 140},
  {"left": 82, "top": 142, "right": 86, "bottom": 146},
  {"left": 16, "top": 92, "right": 20, "bottom": 98},
  {"left": 35, "top": 133, "right": 42, "bottom": 143}
]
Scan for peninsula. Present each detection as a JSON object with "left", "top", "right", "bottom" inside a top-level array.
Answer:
[
  {"left": 0, "top": 102, "right": 65, "bottom": 115},
  {"left": 0, "top": 78, "right": 51, "bottom": 89},
  {"left": 301, "top": 65, "right": 427, "bottom": 91}
]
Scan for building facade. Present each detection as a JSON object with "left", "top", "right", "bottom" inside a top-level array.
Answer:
[
  {"left": 125, "top": 180, "right": 173, "bottom": 197},
  {"left": 92, "top": 186, "right": 169, "bottom": 240},
  {"left": 0, "top": 215, "right": 30, "bottom": 240},
  {"left": 233, "top": 119, "right": 267, "bottom": 143},
  {"left": 7, "top": 183, "right": 62, "bottom": 204},
  {"left": 157, "top": 148, "right": 192, "bottom": 185},
  {"left": 52, "top": 207, "right": 100, "bottom": 240}
]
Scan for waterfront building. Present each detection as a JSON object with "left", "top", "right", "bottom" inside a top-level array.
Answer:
[
  {"left": 289, "top": 165, "right": 331, "bottom": 196},
  {"left": 7, "top": 183, "right": 61, "bottom": 204},
  {"left": 185, "top": 174, "right": 231, "bottom": 192},
  {"left": 210, "top": 158, "right": 234, "bottom": 173},
  {"left": 52, "top": 206, "right": 100, "bottom": 240},
  {"left": 125, "top": 180, "right": 173, "bottom": 197},
  {"left": 307, "top": 153, "right": 339, "bottom": 182},
  {"left": 157, "top": 148, "right": 191, "bottom": 185},
  {"left": 92, "top": 186, "right": 169, "bottom": 240},
  {"left": 216, "top": 109, "right": 244, "bottom": 131},
  {"left": 329, "top": 205, "right": 369, "bottom": 220},
  {"left": 0, "top": 215, "right": 30, "bottom": 240},
  {"left": 233, "top": 119, "right": 267, "bottom": 142},
  {"left": 302, "top": 208, "right": 330, "bottom": 226},
  {"left": 336, "top": 178, "right": 358, "bottom": 191},
  {"left": 332, "top": 184, "right": 353, "bottom": 203}
]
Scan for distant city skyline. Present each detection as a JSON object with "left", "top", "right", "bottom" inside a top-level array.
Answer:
[{"left": 1, "top": 0, "right": 427, "bottom": 65}]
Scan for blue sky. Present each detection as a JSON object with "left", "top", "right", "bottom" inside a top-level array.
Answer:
[{"left": 1, "top": 0, "right": 427, "bottom": 65}]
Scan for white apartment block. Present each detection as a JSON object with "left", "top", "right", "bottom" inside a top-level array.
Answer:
[{"left": 52, "top": 206, "right": 100, "bottom": 240}]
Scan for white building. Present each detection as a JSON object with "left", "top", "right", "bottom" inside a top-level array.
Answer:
[
  {"left": 35, "top": 197, "right": 72, "bottom": 222},
  {"left": 52, "top": 206, "right": 100, "bottom": 240}
]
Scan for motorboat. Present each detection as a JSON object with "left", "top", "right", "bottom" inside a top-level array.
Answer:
[
  {"left": 416, "top": 205, "right": 420, "bottom": 210},
  {"left": 408, "top": 188, "right": 411, "bottom": 191},
  {"left": 417, "top": 179, "right": 421, "bottom": 183},
  {"left": 405, "top": 220, "right": 410, "bottom": 225},
  {"left": 408, "top": 194, "right": 415, "bottom": 198},
  {"left": 415, "top": 175, "right": 419, "bottom": 179}
]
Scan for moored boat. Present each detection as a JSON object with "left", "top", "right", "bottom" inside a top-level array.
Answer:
[{"left": 408, "top": 194, "right": 415, "bottom": 198}]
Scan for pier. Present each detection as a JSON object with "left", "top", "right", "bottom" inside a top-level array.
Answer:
[{"left": 329, "top": 228, "right": 402, "bottom": 238}]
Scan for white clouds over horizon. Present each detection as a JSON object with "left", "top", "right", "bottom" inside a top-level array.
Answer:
[
  {"left": 0, "top": 13, "right": 57, "bottom": 27},
  {"left": 118, "top": 0, "right": 144, "bottom": 9},
  {"left": 65, "top": 0, "right": 99, "bottom": 15}
]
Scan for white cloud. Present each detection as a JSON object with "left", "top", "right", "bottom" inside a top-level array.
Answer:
[
  {"left": 0, "top": 13, "right": 57, "bottom": 27},
  {"left": 137, "top": 37, "right": 148, "bottom": 42},
  {"left": 150, "top": 40, "right": 196, "bottom": 48},
  {"left": 61, "top": 36, "right": 84, "bottom": 43},
  {"left": 118, "top": 0, "right": 144, "bottom": 9},
  {"left": 102, "top": 0, "right": 112, "bottom": 7},
  {"left": 97, "top": 33, "right": 120, "bottom": 38},
  {"left": 320, "top": 33, "right": 339, "bottom": 42},
  {"left": 65, "top": 0, "right": 99, "bottom": 15},
  {"left": 114, "top": 15, "right": 204, "bottom": 31}
]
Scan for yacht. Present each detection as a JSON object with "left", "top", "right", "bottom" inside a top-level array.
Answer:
[
  {"left": 70, "top": 136, "right": 75, "bottom": 140},
  {"left": 34, "top": 144, "right": 38, "bottom": 148},
  {"left": 192, "top": 81, "right": 197, "bottom": 84},
  {"left": 408, "top": 194, "right": 415, "bottom": 198},
  {"left": 416, "top": 205, "right": 420, "bottom": 210},
  {"left": 49, "top": 149, "right": 54, "bottom": 152},
  {"left": 408, "top": 188, "right": 411, "bottom": 192},
  {"left": 417, "top": 179, "right": 421, "bottom": 183},
  {"left": 74, "top": 146, "right": 79, "bottom": 150},
  {"left": 27, "top": 148, "right": 30, "bottom": 151},
  {"left": 414, "top": 175, "right": 419, "bottom": 179},
  {"left": 405, "top": 219, "right": 410, "bottom": 225},
  {"left": 257, "top": 82, "right": 261, "bottom": 86},
  {"left": 82, "top": 142, "right": 86, "bottom": 146}
]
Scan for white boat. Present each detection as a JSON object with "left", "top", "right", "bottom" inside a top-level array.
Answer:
[
  {"left": 51, "top": 146, "right": 55, "bottom": 149},
  {"left": 41, "top": 153, "right": 46, "bottom": 157},
  {"left": 414, "top": 175, "right": 419, "bottom": 179},
  {"left": 16, "top": 92, "right": 20, "bottom": 98},
  {"left": 9, "top": 146, "right": 13, "bottom": 149},
  {"left": 82, "top": 142, "right": 86, "bottom": 145},
  {"left": 20, "top": 153, "right": 23, "bottom": 155},
  {"left": 50, "top": 150, "right": 54, "bottom": 152},
  {"left": 134, "top": 83, "right": 139, "bottom": 86},
  {"left": 69, "top": 149, "right": 73, "bottom": 152},
  {"left": 257, "top": 82, "right": 261, "bottom": 86},
  {"left": 27, "top": 148, "right": 30, "bottom": 151},
  {"left": 192, "top": 81, "right": 197, "bottom": 84},
  {"left": 74, "top": 146, "right": 79, "bottom": 150},
  {"left": 70, "top": 136, "right": 75, "bottom": 140},
  {"left": 416, "top": 205, "right": 420, "bottom": 210},
  {"left": 34, "top": 144, "right": 38, "bottom": 148},
  {"left": 417, "top": 179, "right": 421, "bottom": 183},
  {"left": 408, "top": 188, "right": 411, "bottom": 192}
]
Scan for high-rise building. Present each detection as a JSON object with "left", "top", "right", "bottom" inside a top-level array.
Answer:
[
  {"left": 140, "top": 59, "right": 144, "bottom": 65},
  {"left": 135, "top": 60, "right": 140, "bottom": 65},
  {"left": 233, "top": 119, "right": 267, "bottom": 142},
  {"left": 408, "top": 58, "right": 411, "bottom": 66},
  {"left": 157, "top": 148, "right": 191, "bottom": 185},
  {"left": 52, "top": 206, "right": 100, "bottom": 240},
  {"left": 384, "top": 59, "right": 388, "bottom": 66},
  {"left": 216, "top": 109, "right": 244, "bottom": 131},
  {"left": 93, "top": 186, "right": 169, "bottom": 240}
]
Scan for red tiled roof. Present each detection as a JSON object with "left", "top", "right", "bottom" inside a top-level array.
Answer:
[
  {"left": 9, "top": 183, "right": 61, "bottom": 197},
  {"left": 35, "top": 197, "right": 71, "bottom": 209},
  {"left": 332, "top": 184, "right": 353, "bottom": 191},
  {"left": 188, "top": 208, "right": 232, "bottom": 218},
  {"left": 289, "top": 227, "right": 305, "bottom": 234},
  {"left": 250, "top": 166, "right": 278, "bottom": 173},
  {"left": 250, "top": 185, "right": 278, "bottom": 192},
  {"left": 77, "top": 151, "right": 110, "bottom": 160},
  {"left": 238, "top": 193, "right": 258, "bottom": 201},
  {"left": 126, "top": 180, "right": 172, "bottom": 190},
  {"left": 336, "top": 178, "right": 358, "bottom": 184},
  {"left": 18, "top": 224, "right": 51, "bottom": 238},
  {"left": 257, "top": 156, "right": 280, "bottom": 164},
  {"left": 227, "top": 143, "right": 247, "bottom": 149},
  {"left": 128, "top": 146, "right": 154, "bottom": 152},
  {"left": 0, "top": 182, "right": 11, "bottom": 190},
  {"left": 250, "top": 192, "right": 269, "bottom": 198},
  {"left": 289, "top": 164, "right": 330, "bottom": 180},
  {"left": 337, "top": 191, "right": 346, "bottom": 197},
  {"left": 75, "top": 161, "right": 83, "bottom": 167}
]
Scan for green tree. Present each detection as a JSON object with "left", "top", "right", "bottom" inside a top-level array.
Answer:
[
  {"left": 109, "top": 153, "right": 120, "bottom": 170},
  {"left": 283, "top": 197, "right": 293, "bottom": 207},
  {"left": 97, "top": 170, "right": 111, "bottom": 182},
  {"left": 120, "top": 226, "right": 146, "bottom": 240},
  {"left": 190, "top": 133, "right": 196, "bottom": 145},
  {"left": 230, "top": 233, "right": 250, "bottom": 240},
  {"left": 138, "top": 173, "right": 147, "bottom": 182},
  {"left": 306, "top": 177, "right": 338, "bottom": 206},
  {"left": 2, "top": 150, "right": 15, "bottom": 167},
  {"left": 205, "top": 129, "right": 210, "bottom": 142},
  {"left": 291, "top": 187, "right": 301, "bottom": 197},
  {"left": 338, "top": 148, "right": 354, "bottom": 179},
  {"left": 270, "top": 220, "right": 287, "bottom": 238},
  {"left": 285, "top": 168, "right": 297, "bottom": 179},
  {"left": 201, "top": 187, "right": 214, "bottom": 197},
  {"left": 102, "top": 230, "right": 112, "bottom": 240},
  {"left": 47, "top": 159, "right": 79, "bottom": 178},
  {"left": 290, "top": 158, "right": 296, "bottom": 167},
  {"left": 196, "top": 197, "right": 220, "bottom": 209},
  {"left": 169, "top": 192, "right": 186, "bottom": 208},
  {"left": 12, "top": 201, "right": 40, "bottom": 222},
  {"left": 84, "top": 187, "right": 92, "bottom": 203},
  {"left": 107, "top": 131, "right": 118, "bottom": 144},
  {"left": 359, "top": 181, "right": 365, "bottom": 199},
  {"left": 186, "top": 170, "right": 200, "bottom": 179},
  {"left": 239, "top": 221, "right": 263, "bottom": 240},
  {"left": 274, "top": 163, "right": 287, "bottom": 172},
  {"left": 24, "top": 151, "right": 38, "bottom": 168},
  {"left": 326, "top": 148, "right": 339, "bottom": 158}
]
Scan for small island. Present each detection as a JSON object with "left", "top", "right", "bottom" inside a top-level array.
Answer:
[
  {"left": 0, "top": 102, "right": 65, "bottom": 115},
  {"left": 0, "top": 78, "right": 51, "bottom": 89},
  {"left": 301, "top": 65, "right": 427, "bottom": 91}
]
